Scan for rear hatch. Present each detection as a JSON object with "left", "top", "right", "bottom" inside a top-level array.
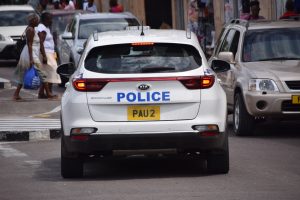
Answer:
[{"left": 80, "top": 43, "right": 208, "bottom": 122}]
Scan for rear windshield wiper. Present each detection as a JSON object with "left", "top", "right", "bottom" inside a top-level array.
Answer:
[
  {"left": 140, "top": 66, "right": 176, "bottom": 73},
  {"left": 257, "top": 57, "right": 300, "bottom": 61}
]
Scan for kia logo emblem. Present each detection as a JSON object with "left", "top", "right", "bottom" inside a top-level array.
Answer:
[{"left": 138, "top": 84, "right": 150, "bottom": 90}]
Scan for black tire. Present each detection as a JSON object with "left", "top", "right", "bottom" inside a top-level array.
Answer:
[
  {"left": 61, "top": 137, "right": 83, "bottom": 178},
  {"left": 207, "top": 136, "right": 229, "bottom": 174},
  {"left": 233, "top": 93, "right": 255, "bottom": 136}
]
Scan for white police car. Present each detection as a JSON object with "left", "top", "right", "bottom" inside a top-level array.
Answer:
[{"left": 59, "top": 27, "right": 230, "bottom": 178}]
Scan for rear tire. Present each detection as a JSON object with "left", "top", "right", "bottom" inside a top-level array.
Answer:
[
  {"left": 233, "top": 93, "right": 255, "bottom": 136},
  {"left": 61, "top": 137, "right": 83, "bottom": 178},
  {"left": 207, "top": 135, "right": 229, "bottom": 174}
]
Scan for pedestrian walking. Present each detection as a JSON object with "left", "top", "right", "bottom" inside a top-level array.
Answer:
[
  {"left": 109, "top": 0, "right": 123, "bottom": 13},
  {"left": 246, "top": 0, "right": 265, "bottom": 20},
  {"left": 64, "top": 0, "right": 75, "bottom": 10},
  {"left": 53, "top": 0, "right": 64, "bottom": 9},
  {"left": 84, "top": 0, "right": 97, "bottom": 13},
  {"left": 280, "top": 0, "right": 299, "bottom": 19},
  {"left": 13, "top": 13, "right": 56, "bottom": 101},
  {"left": 37, "top": 12, "right": 61, "bottom": 98}
]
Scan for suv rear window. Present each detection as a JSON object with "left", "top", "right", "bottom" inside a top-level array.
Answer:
[
  {"left": 84, "top": 43, "right": 202, "bottom": 74},
  {"left": 243, "top": 28, "right": 300, "bottom": 62}
]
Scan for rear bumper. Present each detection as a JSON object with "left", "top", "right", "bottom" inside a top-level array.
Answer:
[{"left": 62, "top": 132, "right": 227, "bottom": 156}]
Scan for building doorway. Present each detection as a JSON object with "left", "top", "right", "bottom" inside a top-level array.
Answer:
[{"left": 145, "top": 0, "right": 172, "bottom": 29}]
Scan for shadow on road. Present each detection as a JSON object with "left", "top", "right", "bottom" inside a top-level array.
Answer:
[
  {"left": 35, "top": 156, "right": 212, "bottom": 181},
  {"left": 228, "top": 120, "right": 300, "bottom": 138}
]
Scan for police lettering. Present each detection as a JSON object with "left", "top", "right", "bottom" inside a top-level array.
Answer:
[{"left": 117, "top": 91, "right": 170, "bottom": 102}]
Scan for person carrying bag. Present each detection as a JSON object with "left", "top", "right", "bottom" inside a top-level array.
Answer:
[{"left": 13, "top": 13, "right": 57, "bottom": 101}]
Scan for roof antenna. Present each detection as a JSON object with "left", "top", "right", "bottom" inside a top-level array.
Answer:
[{"left": 140, "top": 21, "right": 145, "bottom": 36}]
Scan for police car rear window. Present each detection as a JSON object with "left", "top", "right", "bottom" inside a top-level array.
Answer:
[{"left": 84, "top": 43, "right": 202, "bottom": 74}]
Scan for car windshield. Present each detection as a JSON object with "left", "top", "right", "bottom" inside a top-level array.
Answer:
[
  {"left": 84, "top": 43, "right": 202, "bottom": 74},
  {"left": 78, "top": 18, "right": 139, "bottom": 39},
  {"left": 242, "top": 28, "right": 300, "bottom": 62},
  {"left": 51, "top": 13, "right": 75, "bottom": 35},
  {"left": 0, "top": 11, "right": 33, "bottom": 26}
]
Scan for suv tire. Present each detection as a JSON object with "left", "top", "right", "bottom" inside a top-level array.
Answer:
[
  {"left": 233, "top": 93, "right": 254, "bottom": 136},
  {"left": 61, "top": 137, "right": 83, "bottom": 178},
  {"left": 207, "top": 135, "right": 229, "bottom": 174}
]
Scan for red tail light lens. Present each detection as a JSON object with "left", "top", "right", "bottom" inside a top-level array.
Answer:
[
  {"left": 73, "top": 79, "right": 108, "bottom": 92},
  {"left": 179, "top": 76, "right": 215, "bottom": 89},
  {"left": 73, "top": 76, "right": 214, "bottom": 92},
  {"left": 71, "top": 135, "right": 89, "bottom": 141}
]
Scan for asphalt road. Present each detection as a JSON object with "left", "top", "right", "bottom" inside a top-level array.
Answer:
[{"left": 0, "top": 123, "right": 300, "bottom": 200}]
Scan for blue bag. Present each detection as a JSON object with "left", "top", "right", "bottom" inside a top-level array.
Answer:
[{"left": 23, "top": 65, "right": 41, "bottom": 90}]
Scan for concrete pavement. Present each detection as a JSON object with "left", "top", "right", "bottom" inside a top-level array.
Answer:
[{"left": 0, "top": 77, "right": 62, "bottom": 141}]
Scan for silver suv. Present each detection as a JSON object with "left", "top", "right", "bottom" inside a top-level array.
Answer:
[{"left": 209, "top": 19, "right": 300, "bottom": 136}]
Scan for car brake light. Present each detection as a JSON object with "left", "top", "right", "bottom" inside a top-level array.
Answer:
[
  {"left": 179, "top": 76, "right": 215, "bottom": 89},
  {"left": 73, "top": 78, "right": 108, "bottom": 92},
  {"left": 73, "top": 76, "right": 214, "bottom": 92},
  {"left": 71, "top": 135, "right": 89, "bottom": 141},
  {"left": 131, "top": 42, "right": 154, "bottom": 46}
]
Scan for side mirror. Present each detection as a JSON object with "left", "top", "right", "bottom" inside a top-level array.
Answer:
[
  {"left": 218, "top": 52, "right": 235, "bottom": 64},
  {"left": 62, "top": 32, "right": 74, "bottom": 40},
  {"left": 211, "top": 60, "right": 231, "bottom": 73},
  {"left": 56, "top": 62, "right": 76, "bottom": 78}
]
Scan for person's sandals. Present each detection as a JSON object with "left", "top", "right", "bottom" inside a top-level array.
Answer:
[
  {"left": 13, "top": 96, "right": 23, "bottom": 101},
  {"left": 47, "top": 95, "right": 58, "bottom": 100}
]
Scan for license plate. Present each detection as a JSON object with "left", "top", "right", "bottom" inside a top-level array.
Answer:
[
  {"left": 128, "top": 105, "right": 160, "bottom": 121},
  {"left": 292, "top": 95, "right": 300, "bottom": 104}
]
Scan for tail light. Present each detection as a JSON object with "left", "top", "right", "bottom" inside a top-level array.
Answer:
[
  {"left": 73, "top": 78, "right": 108, "bottom": 92},
  {"left": 131, "top": 42, "right": 154, "bottom": 46},
  {"left": 72, "top": 76, "right": 214, "bottom": 92},
  {"left": 179, "top": 75, "right": 215, "bottom": 89}
]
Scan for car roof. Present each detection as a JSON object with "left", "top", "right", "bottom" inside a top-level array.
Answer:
[
  {"left": 228, "top": 19, "right": 300, "bottom": 31},
  {"left": 0, "top": 5, "right": 34, "bottom": 11},
  {"left": 47, "top": 9, "right": 88, "bottom": 16},
  {"left": 88, "top": 29, "right": 200, "bottom": 48},
  {"left": 76, "top": 12, "right": 138, "bottom": 20},
  {"left": 247, "top": 20, "right": 300, "bottom": 30}
]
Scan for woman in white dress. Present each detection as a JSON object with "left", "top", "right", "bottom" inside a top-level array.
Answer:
[
  {"left": 13, "top": 13, "right": 56, "bottom": 101},
  {"left": 37, "top": 12, "right": 61, "bottom": 98}
]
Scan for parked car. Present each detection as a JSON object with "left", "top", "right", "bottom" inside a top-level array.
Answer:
[
  {"left": 209, "top": 19, "right": 300, "bottom": 136},
  {"left": 58, "top": 28, "right": 229, "bottom": 178},
  {"left": 0, "top": 5, "right": 35, "bottom": 60},
  {"left": 58, "top": 12, "right": 140, "bottom": 67},
  {"left": 57, "top": 12, "right": 140, "bottom": 86}
]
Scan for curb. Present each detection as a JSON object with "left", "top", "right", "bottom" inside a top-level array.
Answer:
[
  {"left": 0, "top": 77, "right": 11, "bottom": 89},
  {"left": 0, "top": 129, "right": 61, "bottom": 141}
]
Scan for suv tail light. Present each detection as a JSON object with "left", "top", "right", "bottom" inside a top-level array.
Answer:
[
  {"left": 73, "top": 76, "right": 215, "bottom": 92},
  {"left": 73, "top": 78, "right": 108, "bottom": 92},
  {"left": 179, "top": 75, "right": 215, "bottom": 89}
]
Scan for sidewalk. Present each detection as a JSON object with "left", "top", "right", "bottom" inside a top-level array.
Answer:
[{"left": 0, "top": 77, "right": 62, "bottom": 141}]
